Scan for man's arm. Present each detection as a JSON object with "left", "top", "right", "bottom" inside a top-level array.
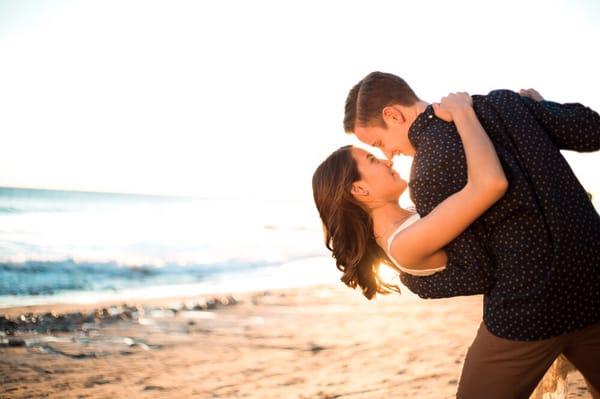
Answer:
[
  {"left": 399, "top": 239, "right": 494, "bottom": 298},
  {"left": 404, "top": 106, "right": 508, "bottom": 299},
  {"left": 406, "top": 120, "right": 495, "bottom": 298},
  {"left": 504, "top": 89, "right": 600, "bottom": 152}
]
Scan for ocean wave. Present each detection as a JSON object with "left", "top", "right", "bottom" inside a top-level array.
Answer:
[
  {"left": 0, "top": 254, "right": 324, "bottom": 296},
  {"left": 0, "top": 259, "right": 245, "bottom": 296},
  {"left": 0, "top": 206, "right": 24, "bottom": 214},
  {"left": 0, "top": 205, "right": 71, "bottom": 214}
]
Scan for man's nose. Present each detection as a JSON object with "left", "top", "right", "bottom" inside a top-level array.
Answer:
[{"left": 384, "top": 159, "right": 394, "bottom": 168}]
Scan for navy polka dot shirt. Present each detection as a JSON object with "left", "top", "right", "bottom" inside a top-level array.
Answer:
[{"left": 400, "top": 90, "right": 600, "bottom": 341}]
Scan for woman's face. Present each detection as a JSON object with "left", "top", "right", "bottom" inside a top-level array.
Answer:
[{"left": 351, "top": 147, "right": 407, "bottom": 202}]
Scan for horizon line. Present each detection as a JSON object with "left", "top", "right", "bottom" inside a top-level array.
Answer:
[{"left": 0, "top": 184, "right": 309, "bottom": 202}]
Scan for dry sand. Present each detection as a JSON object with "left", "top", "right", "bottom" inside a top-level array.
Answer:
[{"left": 0, "top": 284, "right": 593, "bottom": 398}]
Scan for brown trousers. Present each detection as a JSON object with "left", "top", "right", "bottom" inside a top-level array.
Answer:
[{"left": 456, "top": 321, "right": 600, "bottom": 399}]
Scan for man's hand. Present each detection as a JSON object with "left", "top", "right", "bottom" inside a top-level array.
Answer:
[{"left": 519, "top": 88, "right": 544, "bottom": 102}]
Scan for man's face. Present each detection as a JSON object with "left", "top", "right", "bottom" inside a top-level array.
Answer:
[{"left": 354, "top": 121, "right": 410, "bottom": 160}]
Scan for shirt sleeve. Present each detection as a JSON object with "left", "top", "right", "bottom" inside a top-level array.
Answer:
[
  {"left": 399, "top": 232, "right": 495, "bottom": 299},
  {"left": 518, "top": 94, "right": 600, "bottom": 152}
]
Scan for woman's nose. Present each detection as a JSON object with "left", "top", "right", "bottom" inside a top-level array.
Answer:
[
  {"left": 384, "top": 159, "right": 394, "bottom": 168},
  {"left": 383, "top": 149, "right": 394, "bottom": 161}
]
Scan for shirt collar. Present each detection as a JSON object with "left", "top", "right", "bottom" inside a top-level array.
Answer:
[{"left": 408, "top": 104, "right": 435, "bottom": 150}]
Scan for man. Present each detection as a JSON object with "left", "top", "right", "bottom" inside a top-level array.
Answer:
[{"left": 343, "top": 71, "right": 600, "bottom": 398}]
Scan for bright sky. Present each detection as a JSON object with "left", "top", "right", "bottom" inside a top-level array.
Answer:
[{"left": 0, "top": 0, "right": 598, "bottom": 204}]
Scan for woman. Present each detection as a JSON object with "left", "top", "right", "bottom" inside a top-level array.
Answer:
[{"left": 312, "top": 92, "right": 507, "bottom": 299}]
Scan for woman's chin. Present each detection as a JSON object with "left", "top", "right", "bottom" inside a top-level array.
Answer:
[
  {"left": 386, "top": 173, "right": 408, "bottom": 197},
  {"left": 389, "top": 181, "right": 407, "bottom": 200},
  {"left": 396, "top": 178, "right": 408, "bottom": 193}
]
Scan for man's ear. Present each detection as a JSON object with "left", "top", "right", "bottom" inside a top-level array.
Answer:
[
  {"left": 351, "top": 182, "right": 369, "bottom": 198},
  {"left": 382, "top": 105, "right": 405, "bottom": 125}
]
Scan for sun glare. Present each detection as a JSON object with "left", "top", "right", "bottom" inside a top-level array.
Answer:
[{"left": 378, "top": 263, "right": 400, "bottom": 286}]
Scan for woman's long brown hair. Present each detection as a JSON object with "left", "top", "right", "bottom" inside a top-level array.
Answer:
[{"left": 312, "top": 145, "right": 401, "bottom": 300}]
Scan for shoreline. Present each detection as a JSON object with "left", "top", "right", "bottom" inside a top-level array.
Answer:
[
  {"left": 0, "top": 284, "right": 282, "bottom": 318},
  {"left": 0, "top": 255, "right": 341, "bottom": 311},
  {"left": 0, "top": 283, "right": 593, "bottom": 398}
]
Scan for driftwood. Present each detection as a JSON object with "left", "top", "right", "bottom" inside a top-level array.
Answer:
[{"left": 530, "top": 355, "right": 574, "bottom": 399}]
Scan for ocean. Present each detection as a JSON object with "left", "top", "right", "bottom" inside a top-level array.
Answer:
[{"left": 0, "top": 187, "right": 338, "bottom": 308}]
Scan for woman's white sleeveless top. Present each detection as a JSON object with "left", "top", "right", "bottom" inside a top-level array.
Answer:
[{"left": 385, "top": 213, "right": 446, "bottom": 276}]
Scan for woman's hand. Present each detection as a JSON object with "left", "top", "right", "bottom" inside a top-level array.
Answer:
[
  {"left": 432, "top": 92, "right": 473, "bottom": 122},
  {"left": 519, "top": 88, "right": 544, "bottom": 102}
]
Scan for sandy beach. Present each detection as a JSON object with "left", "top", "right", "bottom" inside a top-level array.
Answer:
[{"left": 0, "top": 283, "right": 593, "bottom": 398}]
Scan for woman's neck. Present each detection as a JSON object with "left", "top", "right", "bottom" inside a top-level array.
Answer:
[{"left": 370, "top": 202, "right": 414, "bottom": 241}]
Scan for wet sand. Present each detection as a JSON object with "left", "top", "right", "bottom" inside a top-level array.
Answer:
[{"left": 0, "top": 284, "right": 593, "bottom": 398}]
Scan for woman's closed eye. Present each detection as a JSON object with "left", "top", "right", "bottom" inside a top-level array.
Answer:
[{"left": 367, "top": 154, "right": 378, "bottom": 163}]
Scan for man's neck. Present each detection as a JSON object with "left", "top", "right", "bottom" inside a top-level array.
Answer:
[{"left": 414, "top": 100, "right": 429, "bottom": 116}]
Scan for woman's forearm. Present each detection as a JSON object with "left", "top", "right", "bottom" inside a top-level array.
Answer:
[{"left": 453, "top": 107, "right": 507, "bottom": 192}]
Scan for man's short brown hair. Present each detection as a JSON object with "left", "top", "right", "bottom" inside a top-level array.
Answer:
[{"left": 343, "top": 71, "right": 419, "bottom": 133}]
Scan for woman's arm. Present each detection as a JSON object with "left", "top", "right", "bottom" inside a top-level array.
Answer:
[{"left": 389, "top": 93, "right": 508, "bottom": 269}]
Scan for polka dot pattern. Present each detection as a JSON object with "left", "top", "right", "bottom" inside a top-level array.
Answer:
[{"left": 400, "top": 89, "right": 600, "bottom": 341}]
